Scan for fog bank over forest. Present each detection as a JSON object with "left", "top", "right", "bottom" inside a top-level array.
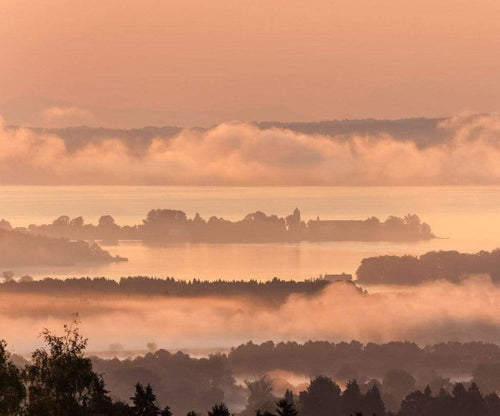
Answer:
[
  {"left": 2, "top": 277, "right": 500, "bottom": 354},
  {"left": 3, "top": 114, "right": 500, "bottom": 185}
]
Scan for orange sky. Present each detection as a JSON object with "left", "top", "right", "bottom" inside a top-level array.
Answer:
[{"left": 1, "top": 0, "right": 500, "bottom": 127}]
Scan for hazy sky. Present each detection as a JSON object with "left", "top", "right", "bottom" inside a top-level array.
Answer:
[{"left": 1, "top": 0, "right": 500, "bottom": 127}]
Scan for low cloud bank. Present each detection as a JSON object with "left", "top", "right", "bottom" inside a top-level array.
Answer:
[
  {"left": 2, "top": 114, "right": 500, "bottom": 185},
  {"left": 2, "top": 277, "right": 500, "bottom": 354}
]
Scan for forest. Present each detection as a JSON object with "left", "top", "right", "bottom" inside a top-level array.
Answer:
[
  {"left": 90, "top": 340, "right": 500, "bottom": 414},
  {"left": 5, "top": 325, "right": 500, "bottom": 416},
  {"left": 7, "top": 209, "right": 434, "bottom": 243},
  {"left": 356, "top": 250, "right": 500, "bottom": 284},
  {"left": 0, "top": 276, "right": 335, "bottom": 301}
]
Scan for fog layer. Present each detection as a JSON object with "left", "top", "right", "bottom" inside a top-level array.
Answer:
[
  {"left": 2, "top": 114, "right": 500, "bottom": 185},
  {"left": 3, "top": 277, "right": 500, "bottom": 354}
]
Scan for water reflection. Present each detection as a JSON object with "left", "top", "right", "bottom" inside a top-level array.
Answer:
[{"left": 10, "top": 236, "right": 497, "bottom": 281}]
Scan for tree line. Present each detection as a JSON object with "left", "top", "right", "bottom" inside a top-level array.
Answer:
[
  {"left": 4, "top": 209, "right": 434, "bottom": 243},
  {"left": 91, "top": 340, "right": 500, "bottom": 414},
  {"left": 3, "top": 324, "right": 500, "bottom": 416},
  {"left": 225, "top": 340, "right": 500, "bottom": 382},
  {"left": 0, "top": 276, "right": 333, "bottom": 301},
  {"left": 356, "top": 249, "right": 500, "bottom": 285}
]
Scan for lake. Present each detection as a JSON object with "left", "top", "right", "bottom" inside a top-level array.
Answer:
[{"left": 1, "top": 186, "right": 500, "bottom": 280}]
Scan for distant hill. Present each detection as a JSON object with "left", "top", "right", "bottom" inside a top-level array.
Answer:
[
  {"left": 6, "top": 125, "right": 184, "bottom": 152},
  {"left": 257, "top": 117, "right": 450, "bottom": 148},
  {"left": 0, "top": 228, "right": 126, "bottom": 267},
  {"left": 7, "top": 117, "right": 451, "bottom": 151}
]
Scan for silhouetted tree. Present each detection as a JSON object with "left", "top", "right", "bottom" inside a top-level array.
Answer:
[
  {"left": 70, "top": 216, "right": 84, "bottom": 228},
  {"left": 4, "top": 320, "right": 500, "bottom": 416},
  {"left": 208, "top": 402, "right": 232, "bottom": 416},
  {"left": 243, "top": 377, "right": 275, "bottom": 415},
  {"left": 382, "top": 369, "right": 416, "bottom": 401},
  {"left": 131, "top": 383, "right": 160, "bottom": 416},
  {"left": 342, "top": 380, "right": 363, "bottom": 416},
  {"left": 362, "top": 384, "right": 385, "bottom": 416},
  {"left": 88, "top": 374, "right": 114, "bottom": 415},
  {"left": 485, "top": 393, "right": 500, "bottom": 416},
  {"left": 255, "top": 411, "right": 276, "bottom": 416},
  {"left": 52, "top": 215, "right": 70, "bottom": 228},
  {"left": 24, "top": 318, "right": 111, "bottom": 416},
  {"left": 98, "top": 215, "right": 116, "bottom": 228},
  {"left": 0, "top": 340, "right": 25, "bottom": 415},
  {"left": 298, "top": 376, "right": 341, "bottom": 416},
  {"left": 161, "top": 405, "right": 173, "bottom": 416},
  {"left": 399, "top": 390, "right": 429, "bottom": 416},
  {"left": 109, "top": 400, "right": 133, "bottom": 416},
  {"left": 0, "top": 219, "right": 12, "bottom": 231},
  {"left": 464, "top": 382, "right": 488, "bottom": 416},
  {"left": 276, "top": 389, "right": 298, "bottom": 416},
  {"left": 452, "top": 382, "right": 469, "bottom": 416},
  {"left": 24, "top": 209, "right": 432, "bottom": 243}
]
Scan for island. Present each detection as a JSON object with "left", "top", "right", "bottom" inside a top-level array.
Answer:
[
  {"left": 8, "top": 208, "right": 434, "bottom": 243},
  {"left": 356, "top": 249, "right": 500, "bottom": 285}
]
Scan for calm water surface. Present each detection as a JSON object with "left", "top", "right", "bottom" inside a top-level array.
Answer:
[{"left": 1, "top": 186, "right": 499, "bottom": 280}]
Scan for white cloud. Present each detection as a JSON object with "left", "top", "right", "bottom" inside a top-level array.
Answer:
[{"left": 1, "top": 114, "right": 500, "bottom": 185}]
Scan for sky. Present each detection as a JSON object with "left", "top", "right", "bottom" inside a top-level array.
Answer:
[{"left": 1, "top": 0, "right": 500, "bottom": 127}]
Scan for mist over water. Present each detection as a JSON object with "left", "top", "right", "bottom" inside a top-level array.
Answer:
[
  {"left": 2, "top": 185, "right": 499, "bottom": 355},
  {"left": 2, "top": 184, "right": 500, "bottom": 354}
]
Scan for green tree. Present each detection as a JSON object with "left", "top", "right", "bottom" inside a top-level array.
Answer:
[
  {"left": 24, "top": 319, "right": 110, "bottom": 416},
  {"left": 0, "top": 340, "right": 25, "bottom": 415}
]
